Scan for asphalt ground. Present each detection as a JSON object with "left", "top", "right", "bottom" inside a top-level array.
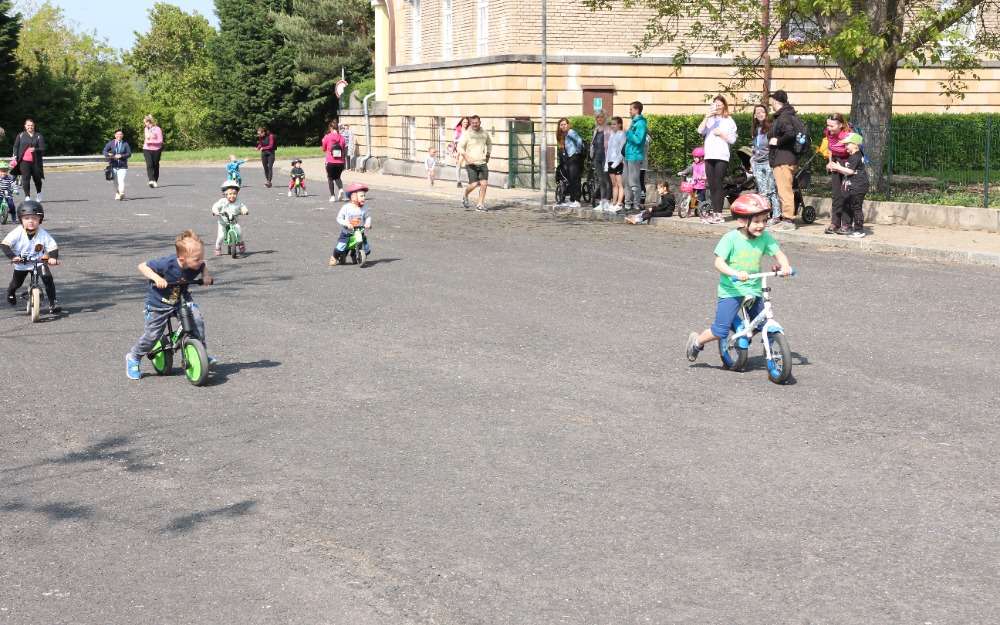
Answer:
[{"left": 2, "top": 166, "right": 999, "bottom": 625}]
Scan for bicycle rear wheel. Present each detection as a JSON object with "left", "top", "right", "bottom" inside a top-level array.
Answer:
[{"left": 149, "top": 338, "right": 173, "bottom": 374}]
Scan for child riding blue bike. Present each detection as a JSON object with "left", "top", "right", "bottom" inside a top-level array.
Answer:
[
  {"left": 685, "top": 192, "right": 794, "bottom": 381},
  {"left": 226, "top": 154, "right": 246, "bottom": 186}
]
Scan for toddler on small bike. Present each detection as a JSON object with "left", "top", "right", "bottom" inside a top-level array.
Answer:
[
  {"left": 125, "top": 230, "right": 215, "bottom": 380},
  {"left": 212, "top": 179, "right": 248, "bottom": 257},
  {"left": 329, "top": 183, "right": 372, "bottom": 266},
  {"left": 0, "top": 163, "right": 15, "bottom": 224},
  {"left": 288, "top": 159, "right": 307, "bottom": 197},
  {"left": 2, "top": 200, "right": 60, "bottom": 314}
]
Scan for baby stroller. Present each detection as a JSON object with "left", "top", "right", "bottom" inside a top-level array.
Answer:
[
  {"left": 723, "top": 146, "right": 759, "bottom": 208},
  {"left": 792, "top": 151, "right": 818, "bottom": 224}
]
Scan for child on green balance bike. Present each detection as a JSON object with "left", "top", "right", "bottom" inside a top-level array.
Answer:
[
  {"left": 212, "top": 179, "right": 248, "bottom": 257},
  {"left": 125, "top": 230, "right": 215, "bottom": 381},
  {"left": 685, "top": 193, "right": 793, "bottom": 376},
  {"left": 329, "top": 182, "right": 372, "bottom": 266}
]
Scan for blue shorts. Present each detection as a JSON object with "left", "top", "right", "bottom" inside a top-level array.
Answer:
[{"left": 711, "top": 296, "right": 763, "bottom": 339}]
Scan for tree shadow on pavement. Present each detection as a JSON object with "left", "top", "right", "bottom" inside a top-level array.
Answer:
[
  {"left": 161, "top": 499, "right": 257, "bottom": 533},
  {"left": 1, "top": 433, "right": 162, "bottom": 479},
  {"left": 206, "top": 359, "right": 281, "bottom": 386},
  {"left": 0, "top": 498, "right": 95, "bottom": 521}
]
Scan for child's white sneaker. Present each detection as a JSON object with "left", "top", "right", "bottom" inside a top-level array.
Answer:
[
  {"left": 288, "top": 190, "right": 293, "bottom": 197},
  {"left": 329, "top": 196, "right": 336, "bottom": 203},
  {"left": 607, "top": 204, "right": 622, "bottom": 214}
]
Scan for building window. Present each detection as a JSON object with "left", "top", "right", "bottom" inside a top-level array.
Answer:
[
  {"left": 411, "top": 0, "right": 421, "bottom": 63},
  {"left": 430, "top": 116, "right": 447, "bottom": 157},
  {"left": 402, "top": 116, "right": 417, "bottom": 160},
  {"left": 441, "top": 0, "right": 453, "bottom": 60},
  {"left": 476, "top": 0, "right": 488, "bottom": 56}
]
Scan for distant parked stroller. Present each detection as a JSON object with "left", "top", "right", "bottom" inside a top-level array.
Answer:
[{"left": 722, "top": 145, "right": 818, "bottom": 223}]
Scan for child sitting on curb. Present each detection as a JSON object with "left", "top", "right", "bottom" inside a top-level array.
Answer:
[{"left": 626, "top": 181, "right": 676, "bottom": 224}]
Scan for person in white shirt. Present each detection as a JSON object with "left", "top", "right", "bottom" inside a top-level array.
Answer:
[
  {"left": 425, "top": 148, "right": 438, "bottom": 186},
  {"left": 2, "top": 200, "right": 60, "bottom": 313},
  {"left": 697, "top": 95, "right": 738, "bottom": 224},
  {"left": 329, "top": 183, "right": 372, "bottom": 266}
]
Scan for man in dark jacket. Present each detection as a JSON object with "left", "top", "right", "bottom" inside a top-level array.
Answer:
[{"left": 767, "top": 90, "right": 802, "bottom": 230}]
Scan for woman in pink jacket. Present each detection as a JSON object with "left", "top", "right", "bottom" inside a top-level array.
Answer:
[
  {"left": 321, "top": 120, "right": 347, "bottom": 202},
  {"left": 142, "top": 114, "right": 163, "bottom": 188}
]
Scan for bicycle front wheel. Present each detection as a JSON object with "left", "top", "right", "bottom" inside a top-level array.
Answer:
[
  {"left": 766, "top": 332, "right": 793, "bottom": 384},
  {"left": 29, "top": 287, "right": 40, "bottom": 322},
  {"left": 181, "top": 338, "right": 209, "bottom": 386}
]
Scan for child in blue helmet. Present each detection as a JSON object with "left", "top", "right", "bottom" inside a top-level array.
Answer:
[{"left": 329, "top": 182, "right": 372, "bottom": 266}]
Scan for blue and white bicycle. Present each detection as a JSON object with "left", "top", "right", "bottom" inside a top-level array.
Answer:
[{"left": 719, "top": 269, "right": 796, "bottom": 384}]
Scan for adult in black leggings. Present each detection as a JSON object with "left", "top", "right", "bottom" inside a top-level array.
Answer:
[
  {"left": 696, "top": 95, "right": 738, "bottom": 222},
  {"left": 704, "top": 159, "right": 728, "bottom": 213},
  {"left": 256, "top": 126, "right": 276, "bottom": 187},
  {"left": 12, "top": 119, "right": 45, "bottom": 200},
  {"left": 142, "top": 114, "right": 163, "bottom": 187}
]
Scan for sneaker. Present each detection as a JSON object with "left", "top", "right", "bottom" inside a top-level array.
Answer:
[
  {"left": 151, "top": 181, "right": 158, "bottom": 188},
  {"left": 208, "top": 356, "right": 218, "bottom": 368},
  {"left": 767, "top": 217, "right": 781, "bottom": 227},
  {"left": 114, "top": 192, "right": 121, "bottom": 201},
  {"left": 568, "top": 201, "right": 581, "bottom": 208},
  {"left": 835, "top": 226, "right": 852, "bottom": 235},
  {"left": 686, "top": 332, "right": 703, "bottom": 362},
  {"left": 700, "top": 215, "right": 714, "bottom": 224},
  {"left": 48, "top": 301, "right": 60, "bottom": 314},
  {"left": 265, "top": 181, "right": 272, "bottom": 188},
  {"left": 34, "top": 192, "right": 42, "bottom": 203},
  {"left": 126, "top": 354, "right": 141, "bottom": 380},
  {"left": 476, "top": 204, "right": 487, "bottom": 212},
  {"left": 606, "top": 205, "right": 622, "bottom": 214},
  {"left": 6, "top": 292, "right": 15, "bottom": 306},
  {"left": 147, "top": 181, "right": 154, "bottom": 188},
  {"left": 328, "top": 256, "right": 339, "bottom": 266},
  {"left": 288, "top": 190, "right": 293, "bottom": 197},
  {"left": 848, "top": 230, "right": 866, "bottom": 238},
  {"left": 462, "top": 196, "right": 470, "bottom": 210},
  {"left": 119, "top": 193, "right": 125, "bottom": 201},
  {"left": 823, "top": 225, "right": 838, "bottom": 234},
  {"left": 712, "top": 213, "right": 725, "bottom": 224},
  {"left": 773, "top": 220, "right": 797, "bottom": 231},
  {"left": 214, "top": 247, "right": 222, "bottom": 256},
  {"left": 237, "top": 243, "right": 246, "bottom": 255}
]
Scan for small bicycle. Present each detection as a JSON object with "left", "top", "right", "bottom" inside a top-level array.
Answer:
[
  {"left": 719, "top": 269, "right": 796, "bottom": 384},
  {"left": 345, "top": 221, "right": 368, "bottom": 267},
  {"left": 678, "top": 178, "right": 710, "bottom": 219},
  {"left": 219, "top": 213, "right": 242, "bottom": 259},
  {"left": 147, "top": 279, "right": 211, "bottom": 386},
  {"left": 0, "top": 195, "right": 12, "bottom": 224},
  {"left": 290, "top": 177, "right": 307, "bottom": 197},
  {"left": 16, "top": 243, "right": 55, "bottom": 323}
]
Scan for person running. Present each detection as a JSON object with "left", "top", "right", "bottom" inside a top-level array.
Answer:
[
  {"left": 321, "top": 121, "right": 348, "bottom": 203},
  {"left": 457, "top": 115, "right": 492, "bottom": 212},
  {"left": 698, "top": 95, "right": 738, "bottom": 224},
  {"left": 142, "top": 114, "right": 163, "bottom": 188},
  {"left": 12, "top": 119, "right": 46, "bottom": 201},
  {"left": 256, "top": 126, "right": 277, "bottom": 188},
  {"left": 103, "top": 129, "right": 132, "bottom": 201}
]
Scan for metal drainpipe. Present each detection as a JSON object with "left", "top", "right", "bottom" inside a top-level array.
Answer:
[{"left": 363, "top": 92, "right": 376, "bottom": 170}]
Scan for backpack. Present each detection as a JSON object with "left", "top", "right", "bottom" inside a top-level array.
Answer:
[{"left": 789, "top": 114, "right": 811, "bottom": 156}]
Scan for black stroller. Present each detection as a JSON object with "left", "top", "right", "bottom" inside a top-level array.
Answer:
[{"left": 724, "top": 146, "right": 818, "bottom": 224}]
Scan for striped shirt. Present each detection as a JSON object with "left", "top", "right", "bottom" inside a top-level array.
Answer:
[{"left": 0, "top": 175, "right": 13, "bottom": 197}]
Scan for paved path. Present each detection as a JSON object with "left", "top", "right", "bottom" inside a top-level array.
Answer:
[{"left": 2, "top": 166, "right": 999, "bottom": 624}]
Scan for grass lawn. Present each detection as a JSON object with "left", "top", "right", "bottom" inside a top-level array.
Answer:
[{"left": 161, "top": 146, "right": 326, "bottom": 162}]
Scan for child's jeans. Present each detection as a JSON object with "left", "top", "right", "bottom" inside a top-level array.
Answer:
[
  {"left": 127, "top": 301, "right": 205, "bottom": 361},
  {"left": 333, "top": 230, "right": 371, "bottom": 257},
  {"left": 216, "top": 223, "right": 242, "bottom": 248},
  {"left": 110, "top": 167, "right": 127, "bottom": 194},
  {"left": 711, "top": 296, "right": 764, "bottom": 340}
]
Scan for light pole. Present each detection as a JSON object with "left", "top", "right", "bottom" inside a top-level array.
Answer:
[
  {"left": 539, "top": 0, "right": 547, "bottom": 209},
  {"left": 337, "top": 19, "right": 346, "bottom": 81}
]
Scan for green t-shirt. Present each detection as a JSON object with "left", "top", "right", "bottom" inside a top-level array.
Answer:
[{"left": 714, "top": 228, "right": 781, "bottom": 298}]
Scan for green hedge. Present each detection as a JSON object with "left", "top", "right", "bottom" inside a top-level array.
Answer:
[{"left": 569, "top": 113, "right": 996, "bottom": 177}]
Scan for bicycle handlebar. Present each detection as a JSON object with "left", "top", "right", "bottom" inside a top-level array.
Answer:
[
  {"left": 162, "top": 278, "right": 205, "bottom": 288},
  {"left": 731, "top": 269, "right": 797, "bottom": 282}
]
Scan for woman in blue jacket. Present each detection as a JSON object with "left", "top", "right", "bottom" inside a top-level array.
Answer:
[{"left": 103, "top": 129, "right": 133, "bottom": 201}]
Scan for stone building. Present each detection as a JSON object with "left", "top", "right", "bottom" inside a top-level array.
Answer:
[{"left": 341, "top": 0, "right": 1000, "bottom": 187}]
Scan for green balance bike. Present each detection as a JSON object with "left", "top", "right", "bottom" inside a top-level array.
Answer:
[
  {"left": 346, "top": 224, "right": 368, "bottom": 267},
  {"left": 0, "top": 195, "right": 12, "bottom": 224},
  {"left": 147, "top": 280, "right": 211, "bottom": 386},
  {"left": 220, "top": 213, "right": 243, "bottom": 259}
]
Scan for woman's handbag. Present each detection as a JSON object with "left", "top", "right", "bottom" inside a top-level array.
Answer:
[{"left": 104, "top": 164, "right": 114, "bottom": 181}]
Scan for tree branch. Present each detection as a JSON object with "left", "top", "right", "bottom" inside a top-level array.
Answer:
[{"left": 892, "top": 0, "right": 985, "bottom": 62}]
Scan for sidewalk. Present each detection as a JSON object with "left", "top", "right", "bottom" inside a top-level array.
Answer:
[{"left": 292, "top": 159, "right": 1000, "bottom": 267}]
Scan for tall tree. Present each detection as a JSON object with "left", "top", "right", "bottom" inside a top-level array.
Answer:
[
  {"left": 14, "top": 2, "right": 141, "bottom": 153},
  {"left": 273, "top": 0, "right": 375, "bottom": 123},
  {"left": 126, "top": 3, "right": 217, "bottom": 148},
  {"left": 0, "top": 1, "right": 20, "bottom": 130},
  {"left": 209, "top": 0, "right": 299, "bottom": 144},
  {"left": 585, "top": 0, "right": 1000, "bottom": 190}
]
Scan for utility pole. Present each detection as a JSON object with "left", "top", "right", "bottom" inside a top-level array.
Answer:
[
  {"left": 540, "top": 0, "right": 548, "bottom": 209},
  {"left": 338, "top": 19, "right": 346, "bottom": 81}
]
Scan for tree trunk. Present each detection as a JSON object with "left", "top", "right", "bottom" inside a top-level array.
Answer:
[{"left": 843, "top": 61, "right": 897, "bottom": 194}]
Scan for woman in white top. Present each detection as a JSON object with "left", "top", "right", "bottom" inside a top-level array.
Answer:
[
  {"left": 697, "top": 95, "right": 738, "bottom": 223},
  {"left": 604, "top": 116, "right": 627, "bottom": 212}
]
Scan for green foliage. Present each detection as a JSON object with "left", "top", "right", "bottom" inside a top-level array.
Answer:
[
  {"left": 13, "top": 2, "right": 142, "bottom": 154},
  {"left": 126, "top": 3, "right": 218, "bottom": 149},
  {"left": 342, "top": 77, "right": 376, "bottom": 110},
  {"left": 0, "top": 1, "right": 19, "bottom": 125},
  {"left": 208, "top": 0, "right": 300, "bottom": 145},
  {"left": 274, "top": 0, "right": 374, "bottom": 122}
]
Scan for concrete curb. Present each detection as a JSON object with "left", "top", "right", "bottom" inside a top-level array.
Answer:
[{"left": 534, "top": 204, "right": 1000, "bottom": 268}]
